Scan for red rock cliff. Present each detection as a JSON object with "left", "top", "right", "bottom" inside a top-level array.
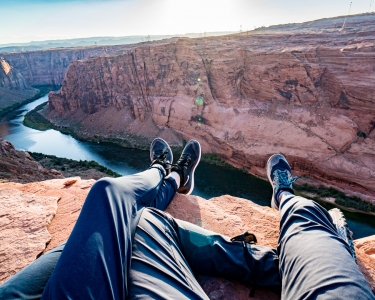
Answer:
[{"left": 45, "top": 14, "right": 375, "bottom": 198}]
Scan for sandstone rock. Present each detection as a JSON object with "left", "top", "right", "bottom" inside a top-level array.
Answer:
[
  {"left": 0, "top": 178, "right": 95, "bottom": 252},
  {"left": 1, "top": 179, "right": 374, "bottom": 298},
  {"left": 44, "top": 14, "right": 375, "bottom": 201},
  {"left": 0, "top": 138, "right": 64, "bottom": 183},
  {"left": 0, "top": 188, "right": 59, "bottom": 284},
  {"left": 63, "top": 178, "right": 78, "bottom": 186},
  {"left": 355, "top": 235, "right": 375, "bottom": 292}
]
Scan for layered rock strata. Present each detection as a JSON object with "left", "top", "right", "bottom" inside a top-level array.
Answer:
[
  {"left": 0, "top": 178, "right": 374, "bottom": 298},
  {"left": 2, "top": 48, "right": 105, "bottom": 86},
  {"left": 44, "top": 14, "right": 375, "bottom": 200},
  {"left": 2, "top": 41, "right": 178, "bottom": 86}
]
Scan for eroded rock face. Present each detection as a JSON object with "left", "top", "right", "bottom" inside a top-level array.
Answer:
[
  {"left": 44, "top": 14, "right": 375, "bottom": 199},
  {"left": 0, "top": 58, "right": 38, "bottom": 111},
  {"left": 2, "top": 43, "right": 172, "bottom": 87},
  {"left": 0, "top": 178, "right": 374, "bottom": 298},
  {"left": 2, "top": 48, "right": 103, "bottom": 86},
  {"left": 0, "top": 138, "right": 64, "bottom": 183}
]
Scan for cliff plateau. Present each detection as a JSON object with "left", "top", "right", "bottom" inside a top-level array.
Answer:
[
  {"left": 44, "top": 14, "right": 375, "bottom": 200},
  {"left": 0, "top": 178, "right": 374, "bottom": 298}
]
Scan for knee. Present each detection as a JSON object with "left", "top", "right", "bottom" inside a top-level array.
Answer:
[
  {"left": 91, "top": 177, "right": 118, "bottom": 191},
  {"left": 291, "top": 197, "right": 315, "bottom": 210},
  {"left": 86, "top": 177, "right": 120, "bottom": 203},
  {"left": 281, "top": 196, "right": 321, "bottom": 215}
]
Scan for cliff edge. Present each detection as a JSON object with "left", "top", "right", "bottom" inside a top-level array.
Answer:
[{"left": 0, "top": 178, "right": 374, "bottom": 298}]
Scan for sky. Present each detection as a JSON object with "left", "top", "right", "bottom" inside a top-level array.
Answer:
[{"left": 0, "top": 0, "right": 374, "bottom": 45}]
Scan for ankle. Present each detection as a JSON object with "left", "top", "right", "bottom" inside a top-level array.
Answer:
[
  {"left": 150, "top": 163, "right": 166, "bottom": 177},
  {"left": 166, "top": 171, "right": 181, "bottom": 189},
  {"left": 277, "top": 189, "right": 294, "bottom": 205},
  {"left": 171, "top": 165, "right": 183, "bottom": 180}
]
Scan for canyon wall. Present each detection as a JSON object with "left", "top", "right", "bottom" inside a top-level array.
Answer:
[
  {"left": 0, "top": 57, "right": 29, "bottom": 90},
  {"left": 2, "top": 45, "right": 132, "bottom": 86},
  {"left": 1, "top": 40, "right": 180, "bottom": 87},
  {"left": 45, "top": 14, "right": 375, "bottom": 198},
  {"left": 0, "top": 57, "right": 38, "bottom": 113},
  {"left": 2, "top": 48, "right": 104, "bottom": 86}
]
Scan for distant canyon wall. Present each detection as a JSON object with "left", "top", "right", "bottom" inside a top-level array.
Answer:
[
  {"left": 0, "top": 57, "right": 39, "bottom": 112},
  {"left": 45, "top": 15, "right": 375, "bottom": 198},
  {"left": 2, "top": 46, "right": 124, "bottom": 86},
  {"left": 0, "top": 57, "right": 29, "bottom": 90}
]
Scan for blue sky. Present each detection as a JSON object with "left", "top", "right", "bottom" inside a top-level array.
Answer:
[{"left": 1, "top": 0, "right": 373, "bottom": 45}]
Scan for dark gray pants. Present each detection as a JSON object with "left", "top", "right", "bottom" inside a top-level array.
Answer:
[{"left": 0, "top": 168, "right": 373, "bottom": 299}]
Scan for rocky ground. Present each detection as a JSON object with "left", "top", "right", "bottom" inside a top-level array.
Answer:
[
  {"left": 0, "top": 138, "right": 63, "bottom": 183},
  {"left": 0, "top": 177, "right": 374, "bottom": 298},
  {"left": 0, "top": 138, "right": 119, "bottom": 183},
  {"left": 39, "top": 13, "right": 375, "bottom": 203}
]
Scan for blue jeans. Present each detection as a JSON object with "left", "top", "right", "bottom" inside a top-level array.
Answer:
[
  {"left": 0, "top": 168, "right": 373, "bottom": 299},
  {"left": 278, "top": 193, "right": 374, "bottom": 299}
]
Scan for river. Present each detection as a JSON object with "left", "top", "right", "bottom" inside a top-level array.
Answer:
[{"left": 1, "top": 94, "right": 374, "bottom": 239}]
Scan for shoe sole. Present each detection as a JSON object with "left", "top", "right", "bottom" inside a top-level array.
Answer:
[
  {"left": 266, "top": 154, "right": 288, "bottom": 209},
  {"left": 149, "top": 137, "right": 173, "bottom": 163},
  {"left": 266, "top": 154, "right": 278, "bottom": 209},
  {"left": 185, "top": 140, "right": 202, "bottom": 195},
  {"left": 329, "top": 208, "right": 356, "bottom": 260}
]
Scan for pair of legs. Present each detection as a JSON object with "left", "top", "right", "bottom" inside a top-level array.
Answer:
[{"left": 1, "top": 141, "right": 374, "bottom": 299}]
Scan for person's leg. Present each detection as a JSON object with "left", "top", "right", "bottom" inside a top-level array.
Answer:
[
  {"left": 128, "top": 208, "right": 209, "bottom": 299},
  {"left": 278, "top": 194, "right": 374, "bottom": 299},
  {"left": 0, "top": 168, "right": 178, "bottom": 300},
  {"left": 174, "top": 218, "right": 281, "bottom": 289},
  {"left": 40, "top": 165, "right": 174, "bottom": 300},
  {"left": 41, "top": 138, "right": 203, "bottom": 299},
  {"left": 267, "top": 154, "right": 374, "bottom": 299},
  {"left": 0, "top": 138, "right": 177, "bottom": 300},
  {"left": 128, "top": 208, "right": 281, "bottom": 299}
]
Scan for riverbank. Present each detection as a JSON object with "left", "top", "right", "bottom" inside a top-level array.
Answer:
[
  {"left": 23, "top": 102, "right": 375, "bottom": 214},
  {"left": 24, "top": 105, "right": 235, "bottom": 168},
  {"left": 295, "top": 184, "right": 375, "bottom": 217},
  {"left": 0, "top": 85, "right": 57, "bottom": 120},
  {"left": 29, "top": 152, "right": 121, "bottom": 180}
]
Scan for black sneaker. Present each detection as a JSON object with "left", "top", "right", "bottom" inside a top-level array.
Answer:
[
  {"left": 266, "top": 154, "right": 298, "bottom": 209},
  {"left": 171, "top": 140, "right": 201, "bottom": 195},
  {"left": 328, "top": 208, "right": 356, "bottom": 261},
  {"left": 150, "top": 138, "right": 173, "bottom": 175}
]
